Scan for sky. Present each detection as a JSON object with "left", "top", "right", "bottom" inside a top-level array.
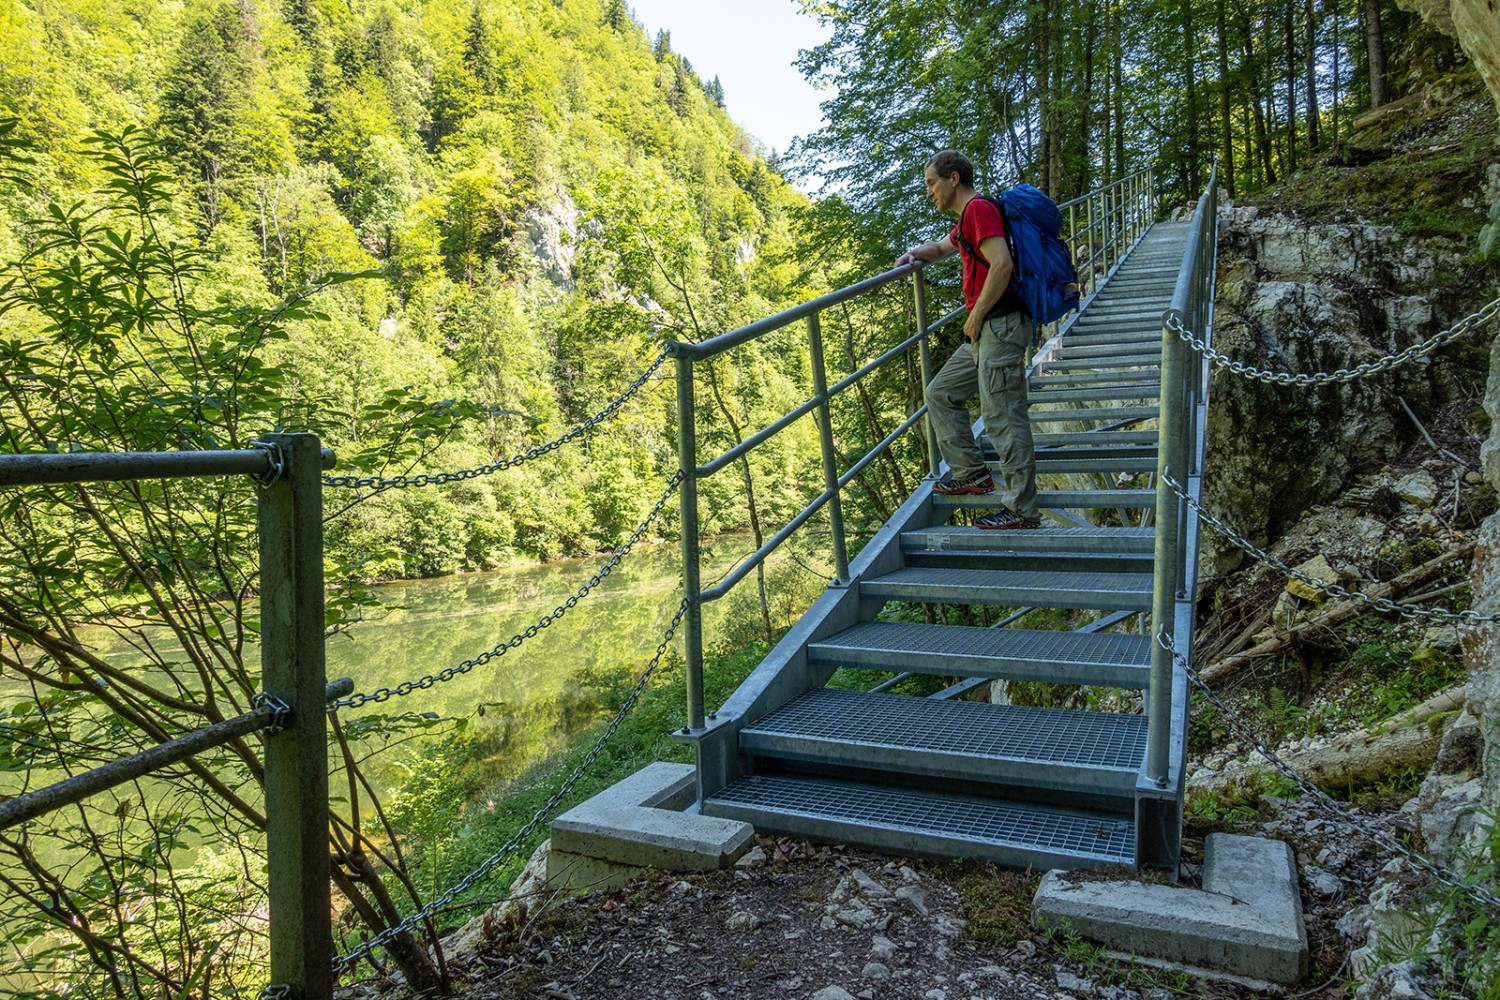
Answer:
[{"left": 625, "top": 0, "right": 832, "bottom": 159}]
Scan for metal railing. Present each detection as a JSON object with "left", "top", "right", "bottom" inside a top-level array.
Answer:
[
  {"left": 0, "top": 435, "right": 338, "bottom": 999},
  {"left": 1056, "top": 168, "right": 1157, "bottom": 327},
  {"left": 667, "top": 270, "right": 948, "bottom": 729},
  {"left": 667, "top": 168, "right": 1162, "bottom": 735},
  {"left": 1141, "top": 166, "right": 1218, "bottom": 866}
]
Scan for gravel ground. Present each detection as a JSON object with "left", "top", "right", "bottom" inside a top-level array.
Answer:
[{"left": 427, "top": 799, "right": 1390, "bottom": 1000}]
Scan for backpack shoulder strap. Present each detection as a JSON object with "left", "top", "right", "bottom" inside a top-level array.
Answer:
[{"left": 954, "top": 195, "right": 1002, "bottom": 266}]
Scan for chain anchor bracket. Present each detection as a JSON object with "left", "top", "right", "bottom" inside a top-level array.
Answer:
[
  {"left": 254, "top": 693, "right": 293, "bottom": 732},
  {"left": 248, "top": 439, "right": 288, "bottom": 488}
]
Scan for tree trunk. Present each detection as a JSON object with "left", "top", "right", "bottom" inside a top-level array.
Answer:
[
  {"left": 1189, "top": 713, "right": 1450, "bottom": 802},
  {"left": 1217, "top": 0, "right": 1236, "bottom": 198},
  {"left": 1200, "top": 540, "right": 1477, "bottom": 686},
  {"left": 1303, "top": 0, "right": 1321, "bottom": 149},
  {"left": 1364, "top": 0, "right": 1387, "bottom": 107},
  {"left": 1285, "top": 0, "right": 1298, "bottom": 172},
  {"left": 1181, "top": 0, "right": 1200, "bottom": 196}
]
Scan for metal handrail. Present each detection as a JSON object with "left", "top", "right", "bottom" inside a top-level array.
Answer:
[
  {"left": 0, "top": 436, "right": 337, "bottom": 998},
  {"left": 670, "top": 169, "right": 1164, "bottom": 734},
  {"left": 1146, "top": 167, "right": 1219, "bottom": 789}
]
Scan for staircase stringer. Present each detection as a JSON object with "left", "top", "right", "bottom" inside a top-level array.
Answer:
[{"left": 678, "top": 488, "right": 946, "bottom": 800}]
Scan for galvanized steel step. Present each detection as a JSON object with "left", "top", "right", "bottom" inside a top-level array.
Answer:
[
  {"left": 902, "top": 545, "right": 1153, "bottom": 574},
  {"left": 806, "top": 620, "right": 1151, "bottom": 688},
  {"left": 739, "top": 688, "right": 1145, "bottom": 796},
  {"left": 861, "top": 566, "right": 1154, "bottom": 611},
  {"left": 1029, "top": 406, "right": 1159, "bottom": 423},
  {"left": 935, "top": 489, "right": 1155, "bottom": 510},
  {"left": 1033, "top": 429, "right": 1158, "bottom": 447},
  {"left": 1037, "top": 355, "right": 1161, "bottom": 371},
  {"left": 1030, "top": 370, "right": 1160, "bottom": 388},
  {"left": 702, "top": 773, "right": 1135, "bottom": 870},
  {"left": 1028, "top": 384, "right": 1160, "bottom": 404},
  {"left": 902, "top": 525, "right": 1154, "bottom": 554}
]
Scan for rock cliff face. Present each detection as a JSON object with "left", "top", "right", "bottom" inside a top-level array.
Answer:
[
  {"left": 1203, "top": 208, "right": 1479, "bottom": 578},
  {"left": 1397, "top": 0, "right": 1500, "bottom": 834},
  {"left": 1397, "top": 0, "right": 1500, "bottom": 118}
]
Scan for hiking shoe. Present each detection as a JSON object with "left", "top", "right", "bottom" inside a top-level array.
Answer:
[
  {"left": 932, "top": 471, "right": 994, "bottom": 495},
  {"left": 976, "top": 508, "right": 1042, "bottom": 530}
]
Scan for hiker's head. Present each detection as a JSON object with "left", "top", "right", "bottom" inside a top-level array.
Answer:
[
  {"left": 923, "top": 150, "right": 974, "bottom": 213},
  {"left": 925, "top": 150, "right": 974, "bottom": 187}
]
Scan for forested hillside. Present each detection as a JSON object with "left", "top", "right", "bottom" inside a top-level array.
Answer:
[{"left": 0, "top": 0, "right": 845, "bottom": 576}]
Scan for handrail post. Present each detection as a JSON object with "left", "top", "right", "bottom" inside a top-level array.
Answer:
[
  {"left": 1085, "top": 196, "right": 1096, "bottom": 296},
  {"left": 807, "top": 314, "right": 850, "bottom": 585},
  {"left": 676, "top": 357, "right": 706, "bottom": 730},
  {"left": 914, "top": 271, "right": 940, "bottom": 480},
  {"left": 1146, "top": 317, "right": 1185, "bottom": 786},
  {"left": 258, "top": 432, "right": 333, "bottom": 999}
]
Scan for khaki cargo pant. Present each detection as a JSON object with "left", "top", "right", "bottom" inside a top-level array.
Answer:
[{"left": 924, "top": 310, "right": 1039, "bottom": 520}]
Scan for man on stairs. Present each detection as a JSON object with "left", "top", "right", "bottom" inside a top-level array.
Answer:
[{"left": 895, "top": 150, "right": 1041, "bottom": 530}]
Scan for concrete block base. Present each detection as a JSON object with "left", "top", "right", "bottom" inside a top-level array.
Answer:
[
  {"left": 546, "top": 762, "right": 753, "bottom": 893},
  {"left": 1033, "top": 833, "right": 1309, "bottom": 987}
]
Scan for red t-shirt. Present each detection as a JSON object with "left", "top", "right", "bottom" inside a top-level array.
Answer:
[{"left": 949, "top": 196, "right": 1022, "bottom": 317}]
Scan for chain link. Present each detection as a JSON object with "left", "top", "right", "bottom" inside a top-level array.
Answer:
[
  {"left": 259, "top": 986, "right": 291, "bottom": 1000},
  {"left": 1158, "top": 629, "right": 1500, "bottom": 914},
  {"left": 1160, "top": 471, "right": 1499, "bottom": 624},
  {"left": 322, "top": 350, "right": 668, "bottom": 490},
  {"left": 1168, "top": 295, "right": 1500, "bottom": 386},
  {"left": 331, "top": 598, "right": 689, "bottom": 976},
  {"left": 331, "top": 472, "right": 684, "bottom": 710}
]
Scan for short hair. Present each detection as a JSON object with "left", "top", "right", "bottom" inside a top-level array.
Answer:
[{"left": 926, "top": 150, "right": 974, "bottom": 187}]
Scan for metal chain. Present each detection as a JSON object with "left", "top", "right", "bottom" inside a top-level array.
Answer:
[
  {"left": 331, "top": 598, "right": 689, "bottom": 976},
  {"left": 1158, "top": 629, "right": 1500, "bottom": 914},
  {"left": 331, "top": 471, "right": 684, "bottom": 710},
  {"left": 1168, "top": 295, "right": 1500, "bottom": 385},
  {"left": 1160, "top": 471, "right": 1500, "bottom": 624},
  {"left": 322, "top": 350, "right": 668, "bottom": 490},
  {"left": 259, "top": 986, "right": 291, "bottom": 1000}
]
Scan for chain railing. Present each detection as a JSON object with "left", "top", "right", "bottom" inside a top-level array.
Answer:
[
  {"left": 330, "top": 472, "right": 684, "bottom": 709},
  {"left": 322, "top": 350, "right": 668, "bottom": 490},
  {"left": 1161, "top": 471, "right": 1499, "bottom": 624},
  {"left": 1159, "top": 630, "right": 1500, "bottom": 914},
  {"left": 1169, "top": 295, "right": 1500, "bottom": 386},
  {"left": 332, "top": 598, "right": 688, "bottom": 973}
]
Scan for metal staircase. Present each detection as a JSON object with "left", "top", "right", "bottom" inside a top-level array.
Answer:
[{"left": 668, "top": 172, "right": 1217, "bottom": 873}]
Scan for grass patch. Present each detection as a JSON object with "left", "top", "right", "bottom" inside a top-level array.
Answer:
[{"left": 934, "top": 860, "right": 1039, "bottom": 944}]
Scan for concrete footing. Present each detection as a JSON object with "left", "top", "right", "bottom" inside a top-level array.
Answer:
[
  {"left": 547, "top": 762, "right": 753, "bottom": 893},
  {"left": 1033, "top": 833, "right": 1309, "bottom": 987}
]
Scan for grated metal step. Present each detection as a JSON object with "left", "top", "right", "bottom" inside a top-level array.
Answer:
[
  {"left": 902, "top": 525, "right": 1154, "bottom": 554},
  {"left": 808, "top": 620, "right": 1151, "bottom": 688},
  {"left": 1038, "top": 359, "right": 1164, "bottom": 374},
  {"left": 702, "top": 773, "right": 1136, "bottom": 870},
  {"left": 861, "top": 566, "right": 1154, "bottom": 611},
  {"left": 1028, "top": 385, "right": 1161, "bottom": 404},
  {"left": 1030, "top": 369, "right": 1160, "bottom": 388},
  {"left": 1029, "top": 405, "right": 1159, "bottom": 423},
  {"left": 1032, "top": 429, "right": 1159, "bottom": 447},
  {"left": 740, "top": 688, "right": 1145, "bottom": 796},
  {"left": 902, "top": 545, "right": 1153, "bottom": 574},
  {"left": 936, "top": 489, "right": 1156, "bottom": 510}
]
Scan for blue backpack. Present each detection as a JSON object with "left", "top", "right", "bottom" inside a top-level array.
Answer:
[{"left": 954, "top": 185, "right": 1080, "bottom": 326}]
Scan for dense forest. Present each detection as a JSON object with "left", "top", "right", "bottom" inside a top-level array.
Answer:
[{"left": 0, "top": 0, "right": 1487, "bottom": 995}]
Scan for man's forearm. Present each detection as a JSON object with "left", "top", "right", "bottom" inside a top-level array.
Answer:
[{"left": 895, "top": 240, "right": 954, "bottom": 267}]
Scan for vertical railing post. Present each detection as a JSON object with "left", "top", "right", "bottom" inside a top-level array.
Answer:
[
  {"left": 1086, "top": 196, "right": 1096, "bottom": 296},
  {"left": 914, "top": 270, "right": 940, "bottom": 480},
  {"left": 258, "top": 432, "right": 333, "bottom": 1000},
  {"left": 675, "top": 356, "right": 706, "bottom": 731},
  {"left": 1146, "top": 316, "right": 1185, "bottom": 786},
  {"left": 807, "top": 314, "right": 850, "bottom": 585}
]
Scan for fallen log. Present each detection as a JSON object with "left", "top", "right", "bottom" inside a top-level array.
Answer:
[
  {"left": 1189, "top": 684, "right": 1466, "bottom": 802},
  {"left": 1198, "top": 540, "right": 1476, "bottom": 687}
]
